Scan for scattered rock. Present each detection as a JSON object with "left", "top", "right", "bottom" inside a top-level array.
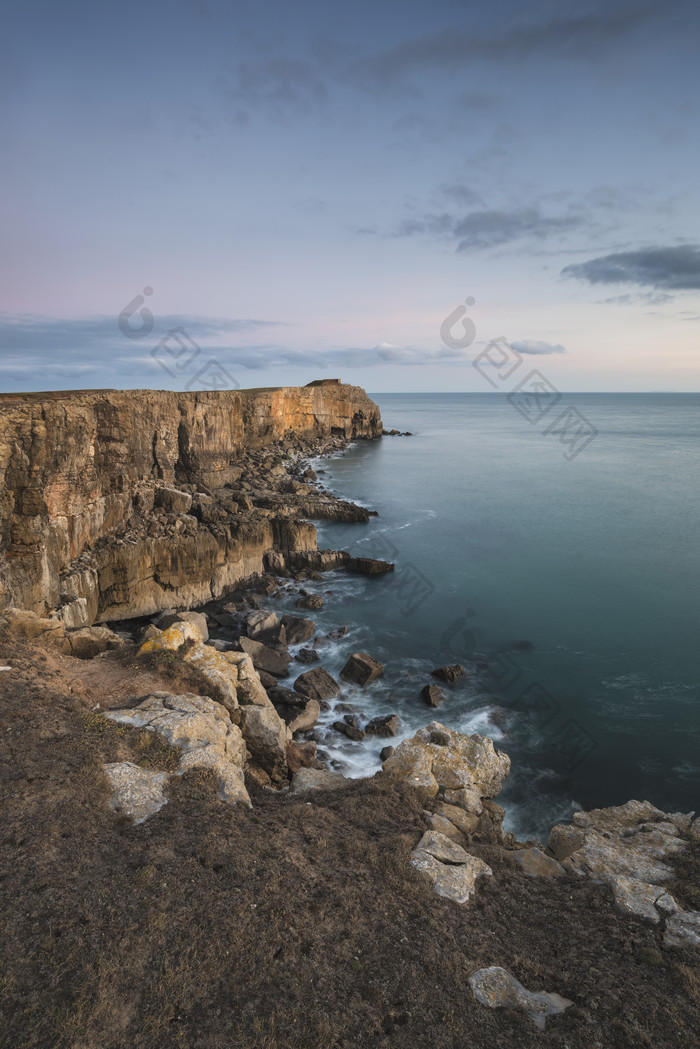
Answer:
[
  {"left": 155, "top": 486, "right": 192, "bottom": 514},
  {"left": 238, "top": 636, "right": 290, "bottom": 677},
  {"left": 245, "top": 610, "right": 281, "bottom": 642},
  {"left": 664, "top": 909, "right": 700, "bottom": 948},
  {"left": 340, "top": 652, "right": 384, "bottom": 686},
  {"left": 515, "top": 847, "right": 565, "bottom": 879},
  {"left": 345, "top": 557, "right": 394, "bottom": 575},
  {"left": 420, "top": 684, "right": 446, "bottom": 708},
  {"left": 431, "top": 664, "right": 465, "bottom": 684},
  {"left": 286, "top": 740, "right": 318, "bottom": 775},
  {"left": 103, "top": 762, "right": 169, "bottom": 824},
  {"left": 365, "top": 714, "right": 400, "bottom": 737},
  {"left": 289, "top": 767, "right": 349, "bottom": 793},
  {"left": 469, "top": 966, "right": 573, "bottom": 1030},
  {"left": 443, "top": 787, "right": 483, "bottom": 816},
  {"left": 66, "top": 625, "right": 124, "bottom": 659},
  {"left": 411, "top": 831, "right": 492, "bottom": 904},
  {"left": 434, "top": 802, "right": 479, "bottom": 838},
  {"left": 294, "top": 667, "right": 341, "bottom": 701},
  {"left": 238, "top": 705, "right": 289, "bottom": 786},
  {"left": 380, "top": 745, "right": 395, "bottom": 761}
]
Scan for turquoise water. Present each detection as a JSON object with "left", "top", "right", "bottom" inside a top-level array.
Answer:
[{"left": 290, "top": 393, "right": 700, "bottom": 840}]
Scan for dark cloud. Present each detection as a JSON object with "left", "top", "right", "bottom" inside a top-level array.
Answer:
[
  {"left": 511, "top": 339, "right": 566, "bottom": 355},
  {"left": 218, "top": 59, "right": 327, "bottom": 121},
  {"left": 398, "top": 205, "right": 583, "bottom": 250},
  {"left": 364, "top": 3, "right": 680, "bottom": 83},
  {"left": 562, "top": 245, "right": 700, "bottom": 290}
]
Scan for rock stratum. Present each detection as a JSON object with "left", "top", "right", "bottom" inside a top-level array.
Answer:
[{"left": 0, "top": 384, "right": 382, "bottom": 623}]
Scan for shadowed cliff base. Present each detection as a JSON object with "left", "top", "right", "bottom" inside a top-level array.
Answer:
[{"left": 1, "top": 626, "right": 699, "bottom": 1049}]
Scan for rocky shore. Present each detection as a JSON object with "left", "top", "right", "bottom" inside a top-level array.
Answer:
[{"left": 1, "top": 383, "right": 699, "bottom": 1048}]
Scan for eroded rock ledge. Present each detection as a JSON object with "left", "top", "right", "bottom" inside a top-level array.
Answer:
[{"left": 0, "top": 384, "right": 382, "bottom": 621}]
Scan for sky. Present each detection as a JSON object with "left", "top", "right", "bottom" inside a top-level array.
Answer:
[{"left": 1, "top": 0, "right": 699, "bottom": 393}]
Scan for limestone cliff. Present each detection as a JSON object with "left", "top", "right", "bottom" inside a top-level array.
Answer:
[{"left": 0, "top": 384, "right": 382, "bottom": 621}]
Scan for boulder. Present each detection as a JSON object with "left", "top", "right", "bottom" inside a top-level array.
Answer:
[
  {"left": 469, "top": 967, "right": 573, "bottom": 1030},
  {"left": 58, "top": 597, "right": 90, "bottom": 629},
  {"left": 515, "top": 847, "right": 565, "bottom": 879},
  {"left": 238, "top": 705, "right": 289, "bottom": 786},
  {"left": 380, "top": 745, "right": 395, "bottom": 761},
  {"left": 103, "top": 762, "right": 169, "bottom": 824},
  {"left": 434, "top": 801, "right": 479, "bottom": 837},
  {"left": 141, "top": 623, "right": 240, "bottom": 711},
  {"left": 333, "top": 719, "right": 365, "bottom": 742},
  {"left": 340, "top": 652, "right": 384, "bottom": 686},
  {"left": 443, "top": 787, "right": 483, "bottom": 816},
  {"left": 281, "top": 615, "right": 316, "bottom": 645},
  {"left": 285, "top": 740, "right": 318, "bottom": 775},
  {"left": 66, "top": 625, "right": 124, "bottom": 659},
  {"left": 411, "top": 831, "right": 492, "bottom": 904},
  {"left": 245, "top": 610, "right": 281, "bottom": 642},
  {"left": 431, "top": 664, "right": 465, "bottom": 684},
  {"left": 421, "top": 684, "right": 445, "bottom": 708},
  {"left": 154, "top": 609, "right": 209, "bottom": 641},
  {"left": 382, "top": 722, "right": 510, "bottom": 800},
  {"left": 296, "top": 647, "right": 320, "bottom": 664},
  {"left": 105, "top": 692, "right": 250, "bottom": 806},
  {"left": 155, "top": 486, "right": 192, "bottom": 513},
  {"left": 238, "top": 636, "right": 290, "bottom": 677},
  {"left": 294, "top": 667, "right": 341, "bottom": 701},
  {"left": 365, "top": 714, "right": 400, "bottom": 737},
  {"left": 1, "top": 608, "right": 67, "bottom": 649}
]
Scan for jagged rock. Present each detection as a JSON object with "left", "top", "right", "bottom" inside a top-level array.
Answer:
[
  {"left": 105, "top": 692, "right": 250, "bottom": 806},
  {"left": 154, "top": 609, "right": 209, "bottom": 640},
  {"left": 420, "top": 684, "right": 446, "bottom": 708},
  {"left": 294, "top": 667, "right": 341, "bottom": 701},
  {"left": 382, "top": 722, "right": 510, "bottom": 800},
  {"left": 272, "top": 696, "right": 321, "bottom": 734},
  {"left": 155, "top": 487, "right": 192, "bottom": 514},
  {"left": 434, "top": 802, "right": 479, "bottom": 837},
  {"left": 515, "top": 847, "right": 566, "bottom": 879},
  {"left": 411, "top": 831, "right": 492, "bottom": 904},
  {"left": 289, "top": 767, "right": 348, "bottom": 793},
  {"left": 443, "top": 787, "right": 483, "bottom": 815},
  {"left": 59, "top": 597, "right": 90, "bottom": 629},
  {"left": 238, "top": 636, "right": 290, "bottom": 677},
  {"left": 431, "top": 664, "right": 465, "bottom": 684},
  {"left": 365, "top": 714, "right": 400, "bottom": 737},
  {"left": 281, "top": 615, "right": 316, "bottom": 644},
  {"left": 548, "top": 800, "right": 693, "bottom": 924},
  {"left": 140, "top": 623, "right": 240, "bottom": 711},
  {"left": 426, "top": 813, "right": 466, "bottom": 844},
  {"left": 295, "top": 647, "right": 319, "bottom": 664},
  {"left": 469, "top": 967, "right": 573, "bottom": 1030},
  {"left": 103, "top": 762, "right": 169, "bottom": 823},
  {"left": 340, "top": 652, "right": 384, "bottom": 686},
  {"left": 238, "top": 705, "right": 289, "bottom": 786}
]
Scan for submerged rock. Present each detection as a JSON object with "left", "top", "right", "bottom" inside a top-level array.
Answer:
[
  {"left": 431, "top": 664, "right": 465, "bottom": 684},
  {"left": 365, "top": 714, "right": 400, "bottom": 737},
  {"left": 281, "top": 615, "right": 316, "bottom": 645},
  {"left": 420, "top": 684, "right": 445, "bottom": 708},
  {"left": 469, "top": 966, "right": 573, "bottom": 1030}
]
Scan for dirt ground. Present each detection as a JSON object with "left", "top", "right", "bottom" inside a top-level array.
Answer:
[{"left": 1, "top": 627, "right": 699, "bottom": 1049}]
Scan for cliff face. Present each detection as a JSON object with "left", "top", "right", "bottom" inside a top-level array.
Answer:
[{"left": 0, "top": 385, "right": 382, "bottom": 621}]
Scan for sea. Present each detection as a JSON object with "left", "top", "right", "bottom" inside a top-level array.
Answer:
[{"left": 270, "top": 392, "right": 700, "bottom": 842}]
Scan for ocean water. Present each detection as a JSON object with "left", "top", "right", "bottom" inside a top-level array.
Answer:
[{"left": 275, "top": 393, "right": 700, "bottom": 841}]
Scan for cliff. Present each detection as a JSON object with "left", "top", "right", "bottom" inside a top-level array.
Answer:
[{"left": 0, "top": 384, "right": 382, "bottom": 622}]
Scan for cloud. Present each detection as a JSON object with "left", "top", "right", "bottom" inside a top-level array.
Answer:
[
  {"left": 511, "top": 339, "right": 566, "bottom": 355},
  {"left": 398, "top": 205, "right": 584, "bottom": 250},
  {"left": 562, "top": 245, "right": 700, "bottom": 290},
  {"left": 218, "top": 58, "right": 327, "bottom": 121},
  {"left": 363, "top": 3, "right": 680, "bottom": 83}
]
